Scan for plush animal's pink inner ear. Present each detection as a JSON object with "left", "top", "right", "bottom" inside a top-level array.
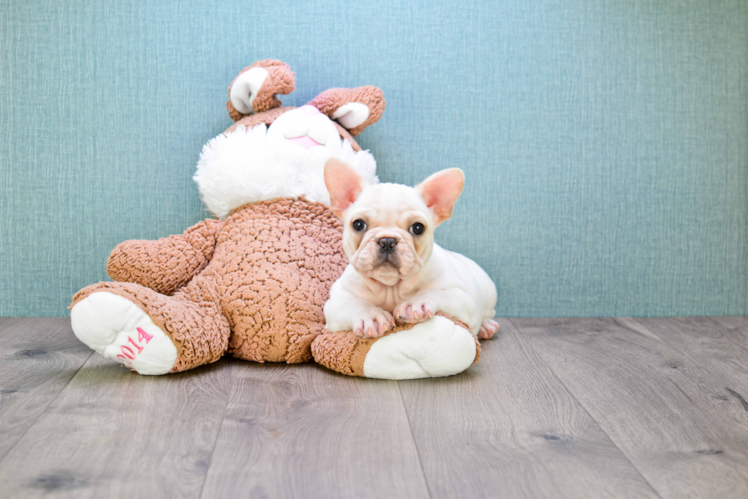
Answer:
[
  {"left": 416, "top": 168, "right": 465, "bottom": 225},
  {"left": 324, "top": 159, "right": 362, "bottom": 217}
]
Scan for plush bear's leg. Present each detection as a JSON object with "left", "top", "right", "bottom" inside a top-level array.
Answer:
[
  {"left": 312, "top": 314, "right": 481, "bottom": 380},
  {"left": 71, "top": 289, "right": 177, "bottom": 375},
  {"left": 71, "top": 278, "right": 230, "bottom": 375}
]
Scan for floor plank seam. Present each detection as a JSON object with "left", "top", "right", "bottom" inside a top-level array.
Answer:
[
  {"left": 6, "top": 317, "right": 747, "bottom": 497},
  {"left": 616, "top": 318, "right": 709, "bottom": 371},
  {"left": 622, "top": 317, "right": 744, "bottom": 385},
  {"left": 0, "top": 350, "right": 93, "bottom": 469},
  {"left": 396, "top": 381, "right": 433, "bottom": 499},
  {"left": 622, "top": 317, "right": 748, "bottom": 419},
  {"left": 504, "top": 318, "right": 664, "bottom": 499},
  {"left": 197, "top": 364, "right": 236, "bottom": 499}
]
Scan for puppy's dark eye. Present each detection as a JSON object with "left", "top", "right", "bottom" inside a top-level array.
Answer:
[
  {"left": 352, "top": 219, "right": 367, "bottom": 232},
  {"left": 410, "top": 222, "right": 425, "bottom": 235}
]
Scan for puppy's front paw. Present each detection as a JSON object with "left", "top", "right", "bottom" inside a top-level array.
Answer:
[
  {"left": 353, "top": 308, "right": 395, "bottom": 338},
  {"left": 394, "top": 299, "right": 436, "bottom": 324}
]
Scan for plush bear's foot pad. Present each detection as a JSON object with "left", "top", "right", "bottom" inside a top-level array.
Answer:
[
  {"left": 71, "top": 292, "right": 177, "bottom": 375},
  {"left": 364, "top": 316, "right": 477, "bottom": 379},
  {"left": 313, "top": 315, "right": 479, "bottom": 380}
]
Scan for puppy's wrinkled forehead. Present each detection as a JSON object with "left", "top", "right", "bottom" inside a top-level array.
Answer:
[{"left": 350, "top": 183, "right": 429, "bottom": 225}]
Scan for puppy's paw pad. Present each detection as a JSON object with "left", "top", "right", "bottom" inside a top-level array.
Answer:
[
  {"left": 479, "top": 319, "right": 499, "bottom": 339},
  {"left": 353, "top": 309, "right": 394, "bottom": 338},
  {"left": 394, "top": 300, "right": 435, "bottom": 324},
  {"left": 71, "top": 292, "right": 177, "bottom": 375}
]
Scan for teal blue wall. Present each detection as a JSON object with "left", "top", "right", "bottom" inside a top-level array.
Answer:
[{"left": 1, "top": 0, "right": 747, "bottom": 317}]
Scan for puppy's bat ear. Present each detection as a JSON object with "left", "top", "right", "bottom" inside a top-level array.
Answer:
[
  {"left": 325, "top": 158, "right": 363, "bottom": 218},
  {"left": 416, "top": 168, "right": 465, "bottom": 225}
]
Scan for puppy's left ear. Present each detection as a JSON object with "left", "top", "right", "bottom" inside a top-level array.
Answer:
[
  {"left": 416, "top": 169, "right": 465, "bottom": 225},
  {"left": 325, "top": 159, "right": 363, "bottom": 218}
]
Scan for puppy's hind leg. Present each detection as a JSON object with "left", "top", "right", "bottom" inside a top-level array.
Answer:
[{"left": 479, "top": 318, "right": 499, "bottom": 340}]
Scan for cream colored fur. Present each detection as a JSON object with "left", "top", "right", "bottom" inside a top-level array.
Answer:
[{"left": 324, "top": 164, "right": 499, "bottom": 339}]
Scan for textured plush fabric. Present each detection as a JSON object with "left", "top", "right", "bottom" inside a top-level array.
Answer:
[
  {"left": 69, "top": 59, "right": 414, "bottom": 377},
  {"left": 2, "top": 0, "right": 747, "bottom": 317},
  {"left": 74, "top": 196, "right": 477, "bottom": 376},
  {"left": 312, "top": 313, "right": 480, "bottom": 377},
  {"left": 72, "top": 280, "right": 230, "bottom": 373},
  {"left": 227, "top": 60, "right": 296, "bottom": 120},
  {"left": 74, "top": 198, "right": 349, "bottom": 371},
  {"left": 309, "top": 87, "right": 386, "bottom": 136},
  {"left": 106, "top": 219, "right": 224, "bottom": 296}
]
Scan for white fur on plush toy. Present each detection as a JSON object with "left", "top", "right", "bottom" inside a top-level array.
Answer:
[{"left": 195, "top": 120, "right": 377, "bottom": 219}]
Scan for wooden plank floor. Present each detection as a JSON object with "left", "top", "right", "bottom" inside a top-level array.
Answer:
[{"left": 0, "top": 317, "right": 747, "bottom": 498}]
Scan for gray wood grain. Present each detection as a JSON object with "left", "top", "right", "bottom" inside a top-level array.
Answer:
[
  {"left": 398, "top": 319, "right": 658, "bottom": 498},
  {"left": 4, "top": 316, "right": 748, "bottom": 498},
  {"left": 624, "top": 317, "right": 748, "bottom": 403},
  {"left": 200, "top": 362, "right": 429, "bottom": 499},
  {"left": 510, "top": 317, "right": 748, "bottom": 498},
  {"left": 0, "top": 348, "right": 234, "bottom": 498},
  {"left": 711, "top": 316, "right": 748, "bottom": 343},
  {"left": 0, "top": 318, "right": 91, "bottom": 463}
]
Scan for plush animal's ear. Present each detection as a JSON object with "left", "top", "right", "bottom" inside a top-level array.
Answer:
[
  {"left": 227, "top": 59, "right": 295, "bottom": 121},
  {"left": 416, "top": 169, "right": 465, "bottom": 225},
  {"left": 324, "top": 159, "right": 363, "bottom": 218},
  {"left": 309, "top": 86, "right": 385, "bottom": 136}
]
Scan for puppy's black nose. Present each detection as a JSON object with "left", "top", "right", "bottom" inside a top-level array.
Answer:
[{"left": 378, "top": 237, "right": 398, "bottom": 254}]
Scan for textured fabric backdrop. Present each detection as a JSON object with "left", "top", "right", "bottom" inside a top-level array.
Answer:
[{"left": 1, "top": 0, "right": 746, "bottom": 317}]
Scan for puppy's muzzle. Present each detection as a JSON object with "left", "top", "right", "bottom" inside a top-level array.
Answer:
[{"left": 378, "top": 237, "right": 398, "bottom": 254}]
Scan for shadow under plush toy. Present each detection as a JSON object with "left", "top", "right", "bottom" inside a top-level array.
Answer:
[{"left": 70, "top": 59, "right": 480, "bottom": 379}]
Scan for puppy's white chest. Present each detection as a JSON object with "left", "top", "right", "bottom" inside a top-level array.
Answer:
[{"left": 368, "top": 284, "right": 416, "bottom": 313}]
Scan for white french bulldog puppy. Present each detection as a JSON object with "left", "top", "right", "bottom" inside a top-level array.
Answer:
[{"left": 323, "top": 159, "right": 499, "bottom": 340}]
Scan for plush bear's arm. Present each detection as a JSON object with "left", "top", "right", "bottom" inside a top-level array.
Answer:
[{"left": 106, "top": 219, "right": 224, "bottom": 295}]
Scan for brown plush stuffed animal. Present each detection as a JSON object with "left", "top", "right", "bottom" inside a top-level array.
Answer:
[{"left": 70, "top": 59, "right": 480, "bottom": 379}]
